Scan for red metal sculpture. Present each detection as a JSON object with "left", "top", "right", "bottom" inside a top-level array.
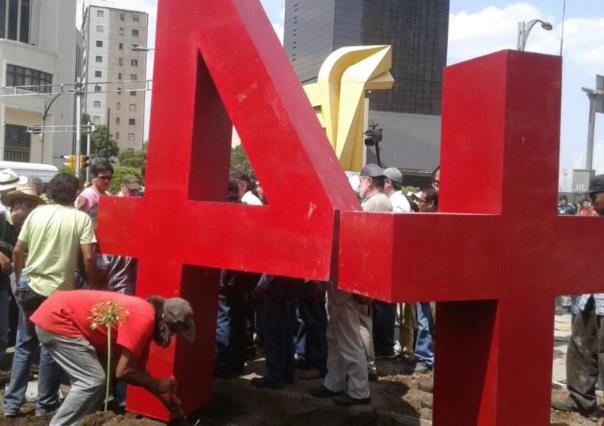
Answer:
[
  {"left": 97, "top": 0, "right": 590, "bottom": 424},
  {"left": 97, "top": 0, "right": 358, "bottom": 420}
]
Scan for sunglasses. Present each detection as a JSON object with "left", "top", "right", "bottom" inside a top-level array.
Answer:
[{"left": 96, "top": 176, "right": 113, "bottom": 181}]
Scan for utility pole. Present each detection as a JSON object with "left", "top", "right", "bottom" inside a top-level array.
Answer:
[
  {"left": 582, "top": 75, "right": 604, "bottom": 175},
  {"left": 75, "top": 78, "right": 83, "bottom": 178}
]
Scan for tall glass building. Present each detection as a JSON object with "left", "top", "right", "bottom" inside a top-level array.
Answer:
[{"left": 284, "top": 0, "right": 450, "bottom": 173}]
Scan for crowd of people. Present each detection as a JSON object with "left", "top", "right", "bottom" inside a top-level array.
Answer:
[
  {"left": 0, "top": 163, "right": 195, "bottom": 425},
  {"left": 0, "top": 158, "right": 603, "bottom": 423}
]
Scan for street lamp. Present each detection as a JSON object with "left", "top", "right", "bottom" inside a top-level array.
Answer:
[
  {"left": 517, "top": 19, "right": 553, "bottom": 51},
  {"left": 581, "top": 76, "right": 604, "bottom": 174},
  {"left": 132, "top": 44, "right": 155, "bottom": 52}
]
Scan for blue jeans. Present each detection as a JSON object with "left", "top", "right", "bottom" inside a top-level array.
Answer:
[
  {"left": 372, "top": 301, "right": 397, "bottom": 357},
  {"left": 262, "top": 277, "right": 297, "bottom": 385},
  {"left": 294, "top": 282, "right": 327, "bottom": 372},
  {"left": 3, "top": 287, "right": 62, "bottom": 414},
  {"left": 0, "top": 281, "right": 9, "bottom": 366},
  {"left": 415, "top": 302, "right": 434, "bottom": 367}
]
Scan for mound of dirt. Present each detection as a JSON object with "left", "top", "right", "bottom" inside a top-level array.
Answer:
[{"left": 78, "top": 412, "right": 165, "bottom": 426}]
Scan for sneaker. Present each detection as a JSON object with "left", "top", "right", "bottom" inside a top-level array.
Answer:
[
  {"left": 333, "top": 393, "right": 371, "bottom": 407},
  {"left": 310, "top": 385, "right": 342, "bottom": 398},
  {"left": 403, "top": 362, "right": 432, "bottom": 375},
  {"left": 551, "top": 398, "right": 603, "bottom": 421},
  {"left": 4, "top": 411, "right": 18, "bottom": 418}
]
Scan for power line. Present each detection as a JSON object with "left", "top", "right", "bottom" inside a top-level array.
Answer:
[{"left": 0, "top": 79, "right": 153, "bottom": 98}]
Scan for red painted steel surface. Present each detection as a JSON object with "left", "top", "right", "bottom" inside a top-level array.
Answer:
[
  {"left": 95, "top": 0, "right": 592, "bottom": 423},
  {"left": 96, "top": 0, "right": 358, "bottom": 420},
  {"left": 339, "top": 51, "right": 604, "bottom": 425}
]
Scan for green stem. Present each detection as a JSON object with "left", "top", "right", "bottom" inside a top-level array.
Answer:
[{"left": 104, "top": 325, "right": 112, "bottom": 411}]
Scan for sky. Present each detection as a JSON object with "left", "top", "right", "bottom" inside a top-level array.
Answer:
[{"left": 75, "top": 0, "right": 604, "bottom": 173}]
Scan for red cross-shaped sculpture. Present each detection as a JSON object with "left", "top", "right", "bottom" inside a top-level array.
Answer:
[
  {"left": 339, "top": 51, "right": 604, "bottom": 425},
  {"left": 97, "top": 0, "right": 358, "bottom": 420}
]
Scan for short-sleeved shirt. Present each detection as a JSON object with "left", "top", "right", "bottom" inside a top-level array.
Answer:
[
  {"left": 361, "top": 192, "right": 393, "bottom": 213},
  {"left": 78, "top": 186, "right": 110, "bottom": 213},
  {"left": 31, "top": 290, "right": 156, "bottom": 357},
  {"left": 389, "top": 191, "right": 411, "bottom": 213},
  {"left": 19, "top": 204, "right": 96, "bottom": 296}
]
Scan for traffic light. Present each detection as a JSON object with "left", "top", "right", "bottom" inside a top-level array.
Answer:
[
  {"left": 80, "top": 155, "right": 91, "bottom": 169},
  {"left": 62, "top": 155, "right": 76, "bottom": 171}
]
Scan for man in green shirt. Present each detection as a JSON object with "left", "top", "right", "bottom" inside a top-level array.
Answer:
[{"left": 4, "top": 173, "right": 101, "bottom": 418}]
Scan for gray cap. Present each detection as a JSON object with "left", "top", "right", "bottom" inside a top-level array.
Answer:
[
  {"left": 383, "top": 167, "right": 403, "bottom": 185},
  {"left": 360, "top": 163, "right": 385, "bottom": 178},
  {"left": 162, "top": 298, "right": 196, "bottom": 342},
  {"left": 590, "top": 175, "right": 604, "bottom": 194}
]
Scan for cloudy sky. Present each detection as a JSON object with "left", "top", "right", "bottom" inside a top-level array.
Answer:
[{"left": 76, "top": 0, "right": 604, "bottom": 172}]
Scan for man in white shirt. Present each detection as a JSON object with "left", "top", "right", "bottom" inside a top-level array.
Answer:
[
  {"left": 383, "top": 167, "right": 411, "bottom": 213},
  {"left": 232, "top": 171, "right": 262, "bottom": 205}
]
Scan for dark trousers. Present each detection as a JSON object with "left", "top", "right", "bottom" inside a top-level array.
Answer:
[
  {"left": 372, "top": 301, "right": 397, "bottom": 357},
  {"left": 295, "top": 282, "right": 327, "bottom": 372},
  {"left": 262, "top": 277, "right": 297, "bottom": 386},
  {"left": 566, "top": 297, "right": 604, "bottom": 414}
]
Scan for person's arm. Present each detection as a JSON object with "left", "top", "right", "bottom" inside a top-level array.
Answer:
[
  {"left": 116, "top": 349, "right": 182, "bottom": 416},
  {"left": 12, "top": 239, "right": 27, "bottom": 296},
  {"left": 0, "top": 252, "right": 12, "bottom": 275},
  {"left": 75, "top": 195, "right": 87, "bottom": 211},
  {"left": 81, "top": 243, "right": 102, "bottom": 289}
]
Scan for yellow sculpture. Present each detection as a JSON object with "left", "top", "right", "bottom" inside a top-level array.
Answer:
[{"left": 304, "top": 46, "right": 394, "bottom": 171}]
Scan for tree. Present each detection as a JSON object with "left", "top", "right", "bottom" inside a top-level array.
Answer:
[
  {"left": 109, "top": 166, "right": 143, "bottom": 194},
  {"left": 81, "top": 114, "right": 119, "bottom": 160},
  {"left": 119, "top": 149, "right": 147, "bottom": 170},
  {"left": 230, "top": 144, "right": 255, "bottom": 179}
]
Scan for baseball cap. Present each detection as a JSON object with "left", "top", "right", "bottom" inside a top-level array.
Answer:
[
  {"left": 360, "top": 163, "right": 385, "bottom": 178},
  {"left": 162, "top": 298, "right": 196, "bottom": 342},
  {"left": 121, "top": 175, "right": 141, "bottom": 191},
  {"left": 383, "top": 167, "right": 403, "bottom": 185},
  {"left": 589, "top": 175, "right": 604, "bottom": 194}
]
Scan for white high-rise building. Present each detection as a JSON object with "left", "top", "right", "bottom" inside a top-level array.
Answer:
[
  {"left": 0, "top": 0, "right": 78, "bottom": 165},
  {"left": 81, "top": 5, "right": 148, "bottom": 151}
]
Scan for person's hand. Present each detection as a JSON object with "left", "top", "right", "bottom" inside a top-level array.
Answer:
[
  {"left": 159, "top": 393, "right": 183, "bottom": 417},
  {"left": 155, "top": 377, "right": 177, "bottom": 395},
  {"left": 0, "top": 253, "right": 12, "bottom": 275}
]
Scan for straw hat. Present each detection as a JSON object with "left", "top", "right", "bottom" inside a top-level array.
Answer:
[{"left": 2, "top": 184, "right": 44, "bottom": 207}]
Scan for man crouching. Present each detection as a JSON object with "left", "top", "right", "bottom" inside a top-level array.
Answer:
[{"left": 30, "top": 290, "right": 195, "bottom": 426}]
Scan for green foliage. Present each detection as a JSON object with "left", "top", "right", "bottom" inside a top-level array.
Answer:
[
  {"left": 230, "top": 144, "right": 255, "bottom": 179},
  {"left": 82, "top": 114, "right": 119, "bottom": 160},
  {"left": 403, "top": 186, "right": 420, "bottom": 195},
  {"left": 58, "top": 166, "right": 75, "bottom": 176},
  {"left": 109, "top": 166, "right": 143, "bottom": 194},
  {"left": 119, "top": 149, "right": 147, "bottom": 170}
]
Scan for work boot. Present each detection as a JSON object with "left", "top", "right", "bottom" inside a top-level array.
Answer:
[
  {"left": 551, "top": 397, "right": 603, "bottom": 422},
  {"left": 333, "top": 393, "right": 371, "bottom": 407}
]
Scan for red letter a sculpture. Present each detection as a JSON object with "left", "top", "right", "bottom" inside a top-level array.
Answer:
[{"left": 96, "top": 0, "right": 359, "bottom": 420}]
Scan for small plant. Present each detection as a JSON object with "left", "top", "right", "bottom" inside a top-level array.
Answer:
[{"left": 89, "top": 301, "right": 129, "bottom": 411}]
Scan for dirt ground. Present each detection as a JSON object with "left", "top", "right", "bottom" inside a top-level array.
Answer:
[{"left": 0, "top": 362, "right": 600, "bottom": 425}]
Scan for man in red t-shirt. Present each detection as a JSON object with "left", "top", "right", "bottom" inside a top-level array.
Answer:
[{"left": 30, "top": 290, "right": 195, "bottom": 426}]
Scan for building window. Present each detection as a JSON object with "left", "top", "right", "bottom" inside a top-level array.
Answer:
[
  {"left": 116, "top": 102, "right": 121, "bottom": 110},
  {"left": 6, "top": 64, "right": 53, "bottom": 93},
  {"left": 128, "top": 133, "right": 135, "bottom": 142},
  {"left": 120, "top": 13, "right": 125, "bottom": 21},
  {"left": 130, "top": 74, "right": 137, "bottom": 81},
  {"left": 116, "top": 117, "right": 120, "bottom": 124},
  {"left": 131, "top": 59, "right": 138, "bottom": 67},
  {"left": 129, "top": 91, "right": 136, "bottom": 96},
  {"left": 93, "top": 100, "right": 101, "bottom": 108},
  {"left": 93, "top": 116, "right": 101, "bottom": 124},
  {"left": 95, "top": 71, "right": 102, "bottom": 78},
  {"left": 96, "top": 9, "right": 104, "bottom": 17},
  {"left": 132, "top": 29, "right": 139, "bottom": 37},
  {"left": 96, "top": 56, "right": 103, "bottom": 63},
  {"left": 1, "top": 0, "right": 31, "bottom": 43},
  {"left": 115, "top": 132, "right": 120, "bottom": 140},
  {"left": 94, "top": 85, "right": 101, "bottom": 92},
  {"left": 128, "top": 118, "right": 136, "bottom": 126},
  {"left": 96, "top": 40, "right": 103, "bottom": 48},
  {"left": 119, "top": 42, "right": 123, "bottom": 50},
  {"left": 128, "top": 104, "right": 136, "bottom": 112},
  {"left": 119, "top": 27, "right": 124, "bottom": 36},
  {"left": 118, "top": 58, "right": 123, "bottom": 66},
  {"left": 4, "top": 124, "right": 30, "bottom": 162},
  {"left": 96, "top": 25, "right": 104, "bottom": 33},
  {"left": 117, "top": 73, "right": 122, "bottom": 80},
  {"left": 132, "top": 15, "right": 139, "bottom": 23}
]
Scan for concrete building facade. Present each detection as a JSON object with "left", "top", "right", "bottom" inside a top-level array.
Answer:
[
  {"left": 284, "top": 0, "right": 450, "bottom": 173},
  {"left": 0, "top": 0, "right": 78, "bottom": 165},
  {"left": 81, "top": 5, "right": 148, "bottom": 151}
]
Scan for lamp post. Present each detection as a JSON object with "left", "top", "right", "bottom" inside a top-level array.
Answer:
[
  {"left": 582, "top": 75, "right": 604, "bottom": 175},
  {"left": 517, "top": 19, "right": 553, "bottom": 51}
]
